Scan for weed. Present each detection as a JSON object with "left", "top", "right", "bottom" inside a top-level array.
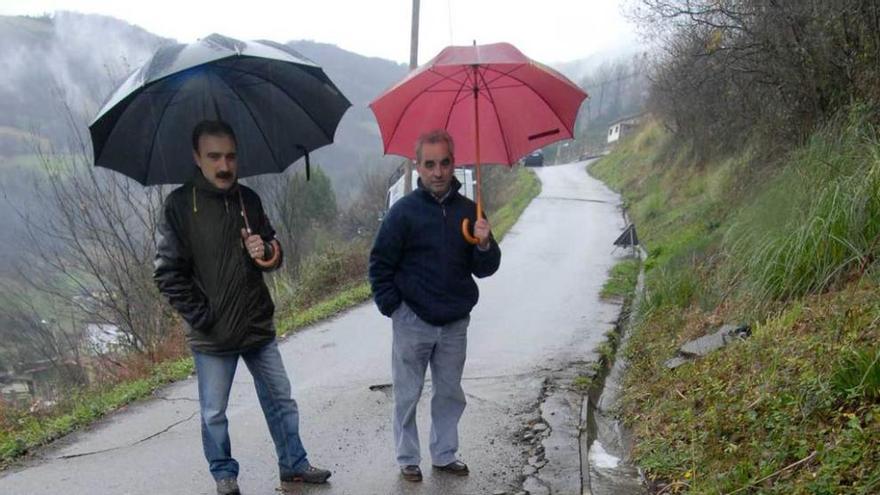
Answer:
[
  {"left": 572, "top": 375, "right": 592, "bottom": 393},
  {"left": 831, "top": 347, "right": 880, "bottom": 402},
  {"left": 601, "top": 257, "right": 640, "bottom": 300}
]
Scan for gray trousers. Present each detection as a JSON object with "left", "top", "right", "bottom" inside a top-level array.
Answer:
[{"left": 391, "top": 302, "right": 469, "bottom": 466}]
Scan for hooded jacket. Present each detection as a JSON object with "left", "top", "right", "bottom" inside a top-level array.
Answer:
[
  {"left": 154, "top": 172, "right": 281, "bottom": 354},
  {"left": 369, "top": 178, "right": 501, "bottom": 326}
]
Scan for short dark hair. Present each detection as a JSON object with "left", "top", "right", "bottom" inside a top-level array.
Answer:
[
  {"left": 192, "top": 120, "right": 237, "bottom": 152},
  {"left": 415, "top": 129, "right": 455, "bottom": 163}
]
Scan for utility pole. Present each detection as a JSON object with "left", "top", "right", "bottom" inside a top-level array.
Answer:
[{"left": 404, "top": 0, "right": 420, "bottom": 194}]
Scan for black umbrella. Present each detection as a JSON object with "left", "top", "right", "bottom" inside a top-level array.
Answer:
[{"left": 89, "top": 33, "right": 351, "bottom": 185}]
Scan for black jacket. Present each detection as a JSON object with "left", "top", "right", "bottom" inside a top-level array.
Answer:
[
  {"left": 154, "top": 172, "right": 282, "bottom": 354},
  {"left": 369, "top": 178, "right": 501, "bottom": 326}
]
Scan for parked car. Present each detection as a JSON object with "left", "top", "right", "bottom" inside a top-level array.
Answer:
[{"left": 524, "top": 150, "right": 544, "bottom": 167}]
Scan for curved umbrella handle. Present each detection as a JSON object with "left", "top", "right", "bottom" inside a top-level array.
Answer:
[
  {"left": 238, "top": 188, "right": 281, "bottom": 268},
  {"left": 461, "top": 218, "right": 480, "bottom": 245},
  {"left": 253, "top": 238, "right": 281, "bottom": 269},
  {"left": 461, "top": 191, "right": 484, "bottom": 246}
]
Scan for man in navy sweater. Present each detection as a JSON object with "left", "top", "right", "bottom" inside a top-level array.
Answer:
[{"left": 369, "top": 129, "right": 502, "bottom": 482}]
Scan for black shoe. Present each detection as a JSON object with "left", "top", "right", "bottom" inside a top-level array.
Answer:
[
  {"left": 281, "top": 464, "right": 332, "bottom": 486},
  {"left": 432, "top": 460, "right": 469, "bottom": 476},
  {"left": 400, "top": 464, "right": 423, "bottom": 482},
  {"left": 216, "top": 478, "right": 241, "bottom": 495}
]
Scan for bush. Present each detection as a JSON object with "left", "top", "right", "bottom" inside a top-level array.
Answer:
[
  {"left": 293, "top": 242, "right": 370, "bottom": 309},
  {"left": 636, "top": 0, "right": 880, "bottom": 156},
  {"left": 731, "top": 108, "right": 880, "bottom": 303}
]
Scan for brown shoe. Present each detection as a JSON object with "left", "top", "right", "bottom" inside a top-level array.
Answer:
[
  {"left": 400, "top": 465, "right": 423, "bottom": 482},
  {"left": 432, "top": 460, "right": 469, "bottom": 476}
]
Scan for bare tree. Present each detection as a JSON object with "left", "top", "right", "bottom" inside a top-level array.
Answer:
[
  {"left": 630, "top": 0, "right": 880, "bottom": 155},
  {"left": 338, "top": 169, "right": 389, "bottom": 240},
  {"left": 7, "top": 108, "right": 179, "bottom": 363},
  {"left": 246, "top": 166, "right": 339, "bottom": 282}
]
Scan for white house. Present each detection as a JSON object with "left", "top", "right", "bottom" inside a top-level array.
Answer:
[
  {"left": 607, "top": 114, "right": 645, "bottom": 145},
  {"left": 85, "top": 323, "right": 123, "bottom": 354}
]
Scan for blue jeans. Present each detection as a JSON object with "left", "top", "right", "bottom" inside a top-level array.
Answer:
[
  {"left": 391, "top": 302, "right": 469, "bottom": 466},
  {"left": 193, "top": 340, "right": 309, "bottom": 481}
]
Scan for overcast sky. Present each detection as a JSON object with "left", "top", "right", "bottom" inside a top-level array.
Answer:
[{"left": 2, "top": 0, "right": 638, "bottom": 65}]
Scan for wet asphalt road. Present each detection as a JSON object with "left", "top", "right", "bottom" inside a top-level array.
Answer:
[{"left": 0, "top": 161, "right": 624, "bottom": 495}]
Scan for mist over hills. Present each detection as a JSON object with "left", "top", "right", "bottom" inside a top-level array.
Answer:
[
  {"left": 0, "top": 10, "right": 632, "bottom": 267},
  {"left": 0, "top": 11, "right": 412, "bottom": 199}
]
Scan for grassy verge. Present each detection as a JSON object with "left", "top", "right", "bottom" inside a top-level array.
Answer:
[
  {"left": 276, "top": 282, "right": 372, "bottom": 333},
  {"left": 487, "top": 166, "right": 541, "bottom": 239},
  {"left": 0, "top": 359, "right": 194, "bottom": 465},
  {"left": 583, "top": 256, "right": 643, "bottom": 387},
  {"left": 0, "top": 164, "right": 541, "bottom": 469},
  {"left": 591, "top": 107, "right": 880, "bottom": 494},
  {"left": 601, "top": 257, "right": 641, "bottom": 300}
]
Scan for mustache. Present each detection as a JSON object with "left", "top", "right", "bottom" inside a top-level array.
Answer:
[{"left": 215, "top": 171, "right": 234, "bottom": 180}]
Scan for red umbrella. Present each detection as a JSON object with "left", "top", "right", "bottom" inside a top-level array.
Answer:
[{"left": 370, "top": 42, "right": 587, "bottom": 243}]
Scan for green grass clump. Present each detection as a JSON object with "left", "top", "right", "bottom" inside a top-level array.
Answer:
[
  {"left": 727, "top": 111, "right": 880, "bottom": 306},
  {"left": 572, "top": 375, "right": 592, "bottom": 393},
  {"left": 831, "top": 347, "right": 880, "bottom": 402},
  {"left": 601, "top": 257, "right": 641, "bottom": 300}
]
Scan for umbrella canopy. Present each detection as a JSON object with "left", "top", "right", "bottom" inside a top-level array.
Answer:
[
  {"left": 369, "top": 42, "right": 587, "bottom": 166},
  {"left": 90, "top": 33, "right": 351, "bottom": 185},
  {"left": 370, "top": 42, "right": 587, "bottom": 244}
]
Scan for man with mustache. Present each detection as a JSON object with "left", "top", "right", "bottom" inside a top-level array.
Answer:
[
  {"left": 154, "top": 120, "right": 330, "bottom": 495},
  {"left": 369, "top": 129, "right": 501, "bottom": 482}
]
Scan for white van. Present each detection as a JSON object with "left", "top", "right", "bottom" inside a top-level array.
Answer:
[{"left": 386, "top": 168, "right": 475, "bottom": 209}]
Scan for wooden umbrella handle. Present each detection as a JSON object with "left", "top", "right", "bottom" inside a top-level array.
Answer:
[
  {"left": 239, "top": 188, "right": 281, "bottom": 268},
  {"left": 461, "top": 219, "right": 479, "bottom": 245},
  {"left": 254, "top": 238, "right": 281, "bottom": 269},
  {"left": 461, "top": 197, "right": 482, "bottom": 245}
]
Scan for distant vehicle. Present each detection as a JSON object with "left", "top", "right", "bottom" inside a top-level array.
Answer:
[
  {"left": 524, "top": 150, "right": 544, "bottom": 167},
  {"left": 386, "top": 168, "right": 475, "bottom": 209}
]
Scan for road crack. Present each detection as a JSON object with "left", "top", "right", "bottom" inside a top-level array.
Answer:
[
  {"left": 156, "top": 396, "right": 199, "bottom": 403},
  {"left": 56, "top": 411, "right": 199, "bottom": 460},
  {"left": 536, "top": 196, "right": 614, "bottom": 204}
]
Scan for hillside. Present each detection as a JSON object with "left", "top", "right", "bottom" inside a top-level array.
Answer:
[
  {"left": 0, "top": 12, "right": 408, "bottom": 197},
  {"left": 591, "top": 108, "right": 880, "bottom": 494}
]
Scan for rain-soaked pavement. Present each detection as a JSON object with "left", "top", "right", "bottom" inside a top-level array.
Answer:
[{"left": 0, "top": 161, "right": 631, "bottom": 495}]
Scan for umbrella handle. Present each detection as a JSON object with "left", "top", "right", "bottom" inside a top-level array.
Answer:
[
  {"left": 239, "top": 188, "right": 281, "bottom": 268},
  {"left": 460, "top": 198, "right": 483, "bottom": 246},
  {"left": 254, "top": 238, "right": 282, "bottom": 269},
  {"left": 461, "top": 218, "right": 480, "bottom": 245}
]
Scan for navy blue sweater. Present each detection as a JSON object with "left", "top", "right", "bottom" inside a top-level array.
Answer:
[{"left": 369, "top": 179, "right": 501, "bottom": 326}]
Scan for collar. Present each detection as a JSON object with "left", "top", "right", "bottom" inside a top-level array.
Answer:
[{"left": 416, "top": 176, "right": 462, "bottom": 204}]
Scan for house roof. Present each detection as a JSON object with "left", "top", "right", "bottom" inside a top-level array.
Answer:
[{"left": 608, "top": 112, "right": 648, "bottom": 127}]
